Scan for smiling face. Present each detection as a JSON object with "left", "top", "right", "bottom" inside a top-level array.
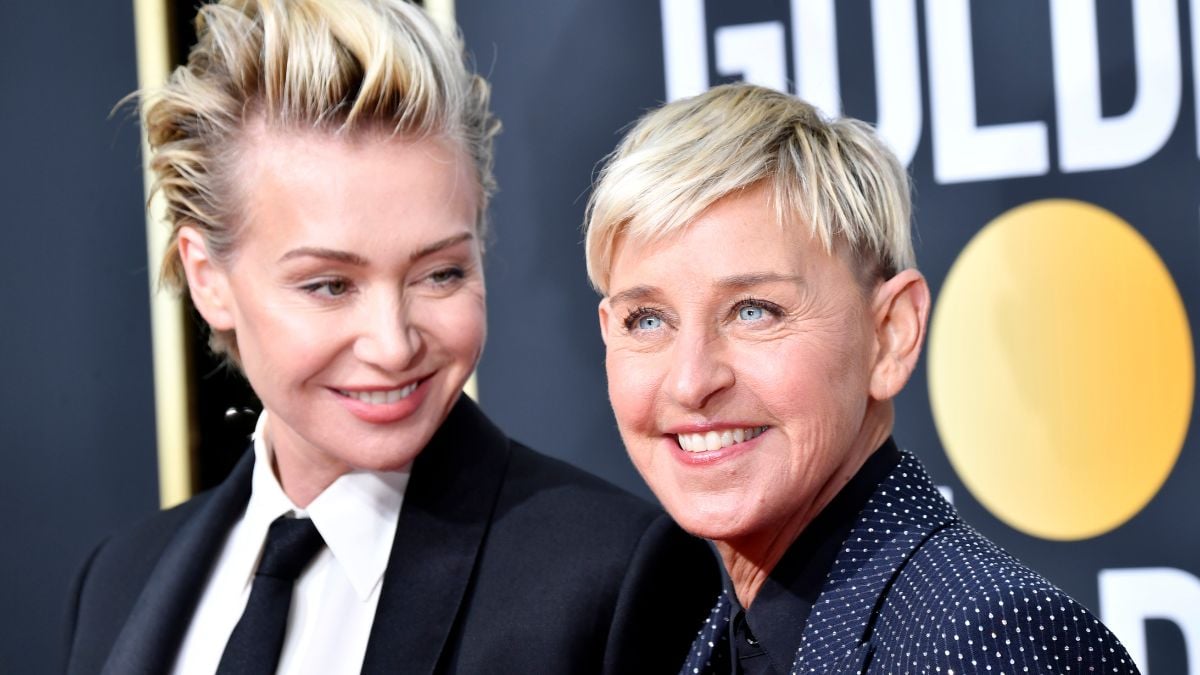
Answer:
[
  {"left": 600, "top": 183, "right": 911, "bottom": 550},
  {"left": 180, "top": 126, "right": 484, "bottom": 504}
]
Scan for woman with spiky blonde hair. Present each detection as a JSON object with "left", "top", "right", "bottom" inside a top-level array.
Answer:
[{"left": 63, "top": 2, "right": 715, "bottom": 673}]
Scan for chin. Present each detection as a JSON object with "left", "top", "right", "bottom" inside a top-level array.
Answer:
[
  {"left": 340, "top": 432, "right": 430, "bottom": 473},
  {"left": 657, "top": 488, "right": 757, "bottom": 543},
  {"left": 361, "top": 449, "right": 424, "bottom": 473}
]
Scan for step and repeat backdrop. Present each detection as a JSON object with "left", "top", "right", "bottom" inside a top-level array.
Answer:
[{"left": 460, "top": 1, "right": 1200, "bottom": 672}]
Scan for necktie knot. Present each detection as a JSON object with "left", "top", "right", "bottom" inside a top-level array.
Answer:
[{"left": 258, "top": 515, "right": 324, "bottom": 580}]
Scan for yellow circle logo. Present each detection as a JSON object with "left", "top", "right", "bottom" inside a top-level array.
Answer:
[{"left": 928, "top": 199, "right": 1193, "bottom": 540}]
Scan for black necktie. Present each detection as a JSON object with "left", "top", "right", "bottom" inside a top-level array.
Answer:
[{"left": 216, "top": 515, "right": 325, "bottom": 674}]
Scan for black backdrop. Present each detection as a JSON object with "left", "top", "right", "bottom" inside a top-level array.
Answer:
[{"left": 0, "top": 2, "right": 158, "bottom": 672}]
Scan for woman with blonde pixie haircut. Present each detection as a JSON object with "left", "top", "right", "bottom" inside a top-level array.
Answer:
[
  {"left": 587, "top": 83, "right": 1137, "bottom": 674},
  {"left": 63, "top": 2, "right": 715, "bottom": 673}
]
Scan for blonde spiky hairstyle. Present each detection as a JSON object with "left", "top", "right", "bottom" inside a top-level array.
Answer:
[
  {"left": 142, "top": 0, "right": 498, "bottom": 359},
  {"left": 584, "top": 83, "right": 913, "bottom": 294}
]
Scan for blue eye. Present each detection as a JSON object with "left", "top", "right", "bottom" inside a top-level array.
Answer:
[
  {"left": 624, "top": 307, "right": 666, "bottom": 333},
  {"left": 638, "top": 315, "right": 662, "bottom": 330},
  {"left": 738, "top": 305, "right": 765, "bottom": 321}
]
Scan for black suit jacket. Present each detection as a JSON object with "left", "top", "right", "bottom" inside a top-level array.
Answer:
[{"left": 64, "top": 396, "right": 719, "bottom": 674}]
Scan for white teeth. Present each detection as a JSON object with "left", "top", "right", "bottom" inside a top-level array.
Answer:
[
  {"left": 675, "top": 426, "right": 768, "bottom": 453},
  {"left": 704, "top": 431, "right": 721, "bottom": 451},
  {"left": 340, "top": 382, "right": 418, "bottom": 405}
]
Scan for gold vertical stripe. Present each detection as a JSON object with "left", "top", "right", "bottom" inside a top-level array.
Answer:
[{"left": 133, "top": 0, "right": 196, "bottom": 508}]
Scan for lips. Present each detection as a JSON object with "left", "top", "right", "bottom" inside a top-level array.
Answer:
[
  {"left": 331, "top": 376, "right": 431, "bottom": 424},
  {"left": 335, "top": 381, "right": 419, "bottom": 405},
  {"left": 676, "top": 426, "right": 769, "bottom": 453}
]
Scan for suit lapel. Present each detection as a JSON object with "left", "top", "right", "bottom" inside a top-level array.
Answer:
[
  {"left": 361, "top": 395, "right": 512, "bottom": 675},
  {"left": 790, "top": 452, "right": 958, "bottom": 673},
  {"left": 102, "top": 397, "right": 507, "bottom": 675},
  {"left": 101, "top": 451, "right": 254, "bottom": 675},
  {"left": 678, "top": 591, "right": 733, "bottom": 675}
]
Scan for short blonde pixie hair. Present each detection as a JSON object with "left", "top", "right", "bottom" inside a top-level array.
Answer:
[
  {"left": 143, "top": 0, "right": 498, "bottom": 358},
  {"left": 585, "top": 84, "right": 913, "bottom": 294}
]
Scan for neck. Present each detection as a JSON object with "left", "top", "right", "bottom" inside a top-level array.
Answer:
[
  {"left": 716, "top": 401, "right": 894, "bottom": 608},
  {"left": 264, "top": 418, "right": 348, "bottom": 508}
]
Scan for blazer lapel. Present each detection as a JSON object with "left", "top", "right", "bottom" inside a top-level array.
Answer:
[
  {"left": 361, "top": 395, "right": 513, "bottom": 675},
  {"left": 677, "top": 591, "right": 733, "bottom": 675},
  {"left": 101, "top": 451, "right": 254, "bottom": 675},
  {"left": 790, "top": 452, "right": 959, "bottom": 673}
]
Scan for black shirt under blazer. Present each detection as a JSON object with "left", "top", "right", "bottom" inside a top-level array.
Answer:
[
  {"left": 681, "top": 450, "right": 1140, "bottom": 675},
  {"left": 63, "top": 396, "right": 719, "bottom": 674}
]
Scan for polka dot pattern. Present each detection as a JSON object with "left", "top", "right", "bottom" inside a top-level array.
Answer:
[{"left": 679, "top": 452, "right": 1140, "bottom": 674}]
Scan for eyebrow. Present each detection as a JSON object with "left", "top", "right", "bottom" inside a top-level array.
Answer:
[
  {"left": 409, "top": 232, "right": 474, "bottom": 262},
  {"left": 714, "top": 272, "right": 804, "bottom": 290},
  {"left": 608, "top": 285, "right": 660, "bottom": 306},
  {"left": 278, "top": 247, "right": 369, "bottom": 266},
  {"left": 276, "top": 232, "right": 474, "bottom": 266},
  {"left": 608, "top": 272, "right": 802, "bottom": 305}
]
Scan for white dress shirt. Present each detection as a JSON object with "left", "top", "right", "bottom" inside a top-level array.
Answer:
[{"left": 171, "top": 412, "right": 410, "bottom": 675}]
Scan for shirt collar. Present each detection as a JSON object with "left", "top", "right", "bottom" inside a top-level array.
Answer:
[
  {"left": 244, "top": 410, "right": 410, "bottom": 600},
  {"left": 727, "top": 437, "right": 902, "bottom": 674}
]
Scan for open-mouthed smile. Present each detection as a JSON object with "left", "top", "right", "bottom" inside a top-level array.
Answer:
[
  {"left": 675, "top": 426, "right": 769, "bottom": 453},
  {"left": 331, "top": 376, "right": 432, "bottom": 424},
  {"left": 335, "top": 382, "right": 419, "bottom": 405}
]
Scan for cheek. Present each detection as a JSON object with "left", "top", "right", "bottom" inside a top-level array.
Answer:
[
  {"left": 605, "top": 350, "right": 661, "bottom": 433},
  {"left": 770, "top": 316, "right": 872, "bottom": 391},
  {"left": 418, "top": 291, "right": 487, "bottom": 361},
  {"left": 228, "top": 286, "right": 365, "bottom": 387},
  {"left": 756, "top": 339, "right": 875, "bottom": 453},
  {"left": 238, "top": 308, "right": 344, "bottom": 387}
]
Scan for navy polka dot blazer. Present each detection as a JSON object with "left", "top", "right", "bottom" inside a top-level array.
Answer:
[{"left": 680, "top": 451, "right": 1140, "bottom": 674}]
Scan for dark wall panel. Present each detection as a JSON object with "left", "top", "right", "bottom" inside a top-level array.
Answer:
[
  {"left": 0, "top": 3, "right": 158, "bottom": 672},
  {"left": 463, "top": 0, "right": 666, "bottom": 499}
]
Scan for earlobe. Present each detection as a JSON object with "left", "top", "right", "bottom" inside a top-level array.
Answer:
[
  {"left": 869, "top": 269, "right": 931, "bottom": 400},
  {"left": 177, "top": 226, "right": 237, "bottom": 331}
]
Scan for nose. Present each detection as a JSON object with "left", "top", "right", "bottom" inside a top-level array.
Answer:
[
  {"left": 664, "top": 329, "right": 735, "bottom": 411},
  {"left": 354, "top": 294, "right": 423, "bottom": 372}
]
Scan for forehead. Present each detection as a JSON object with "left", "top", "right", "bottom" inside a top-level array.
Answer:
[
  {"left": 240, "top": 123, "right": 468, "bottom": 177},
  {"left": 223, "top": 124, "right": 480, "bottom": 259},
  {"left": 232, "top": 119, "right": 468, "bottom": 189},
  {"left": 607, "top": 185, "right": 846, "bottom": 296},
  {"left": 240, "top": 125, "right": 476, "bottom": 208}
]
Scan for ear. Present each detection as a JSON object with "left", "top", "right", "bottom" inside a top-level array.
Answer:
[
  {"left": 177, "top": 226, "right": 237, "bottom": 331},
  {"left": 868, "top": 268, "right": 931, "bottom": 400},
  {"left": 597, "top": 297, "right": 613, "bottom": 346}
]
